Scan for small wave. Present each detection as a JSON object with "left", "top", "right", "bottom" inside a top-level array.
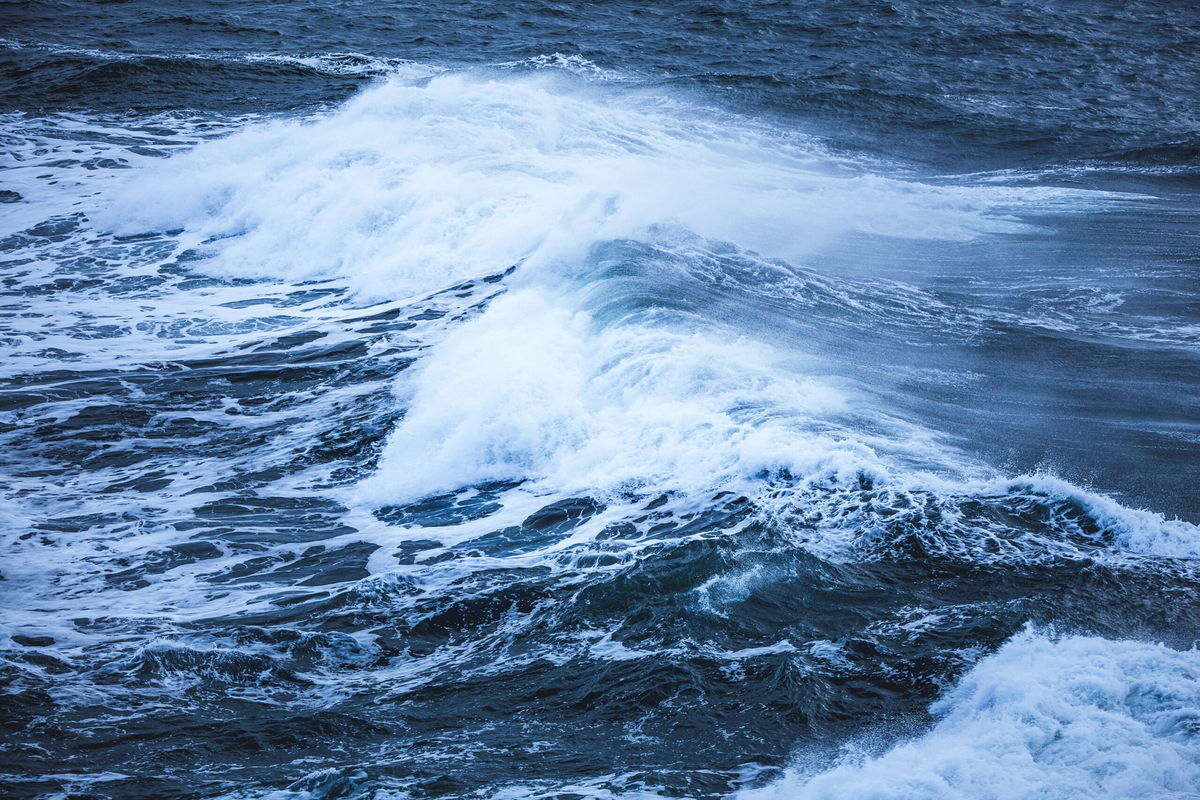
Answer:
[
  {"left": 762, "top": 472, "right": 1200, "bottom": 566},
  {"left": 492, "top": 53, "right": 632, "bottom": 82},
  {"left": 741, "top": 629, "right": 1200, "bottom": 800},
  {"left": 0, "top": 37, "right": 434, "bottom": 78}
]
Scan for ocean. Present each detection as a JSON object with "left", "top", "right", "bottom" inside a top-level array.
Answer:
[{"left": 1, "top": 1, "right": 1199, "bottom": 798}]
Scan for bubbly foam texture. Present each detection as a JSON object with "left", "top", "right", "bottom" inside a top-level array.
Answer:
[
  {"left": 5, "top": 37, "right": 1200, "bottom": 800},
  {"left": 92, "top": 67, "right": 1153, "bottom": 511},
  {"left": 12, "top": 68, "right": 1192, "bottom": 562},
  {"left": 743, "top": 630, "right": 1200, "bottom": 800},
  {"left": 995, "top": 474, "right": 1200, "bottom": 559},
  {"left": 357, "top": 287, "right": 885, "bottom": 503},
  {"left": 98, "top": 71, "right": 1111, "bottom": 299},
  {"left": 358, "top": 282, "right": 1200, "bottom": 561}
]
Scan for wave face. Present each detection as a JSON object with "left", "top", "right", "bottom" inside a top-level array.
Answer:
[{"left": 2, "top": 3, "right": 1200, "bottom": 799}]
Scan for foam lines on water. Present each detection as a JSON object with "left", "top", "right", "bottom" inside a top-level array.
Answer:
[
  {"left": 0, "top": 248, "right": 510, "bottom": 642},
  {"left": 0, "top": 36, "right": 435, "bottom": 78}
]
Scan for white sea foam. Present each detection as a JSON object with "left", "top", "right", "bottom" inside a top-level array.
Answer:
[
  {"left": 355, "top": 286, "right": 886, "bottom": 504},
  {"left": 97, "top": 70, "right": 1113, "bottom": 300},
  {"left": 356, "top": 281, "right": 1200, "bottom": 561},
  {"left": 992, "top": 474, "right": 1200, "bottom": 559},
  {"left": 6, "top": 67, "right": 1193, "bottom": 571},
  {"left": 14, "top": 65, "right": 1184, "bottom": 572},
  {"left": 6, "top": 43, "right": 1199, "bottom": 800},
  {"left": 79, "top": 67, "right": 1150, "bottom": 508},
  {"left": 87, "top": 68, "right": 1150, "bottom": 518},
  {"left": 742, "top": 630, "right": 1200, "bottom": 800}
]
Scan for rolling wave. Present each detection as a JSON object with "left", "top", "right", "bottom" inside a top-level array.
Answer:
[{"left": 2, "top": 56, "right": 1197, "bottom": 800}]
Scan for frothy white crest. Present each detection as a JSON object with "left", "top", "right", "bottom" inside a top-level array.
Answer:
[
  {"left": 96, "top": 71, "right": 1103, "bottom": 299},
  {"left": 993, "top": 473, "right": 1200, "bottom": 559},
  {"left": 741, "top": 630, "right": 1200, "bottom": 800},
  {"left": 90, "top": 68, "right": 1154, "bottom": 518},
  {"left": 357, "top": 287, "right": 875, "bottom": 503}
]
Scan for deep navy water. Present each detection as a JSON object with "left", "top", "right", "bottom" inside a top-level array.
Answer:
[{"left": 1, "top": 2, "right": 1200, "bottom": 799}]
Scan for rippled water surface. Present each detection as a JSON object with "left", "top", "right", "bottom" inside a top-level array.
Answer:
[{"left": 1, "top": 2, "right": 1199, "bottom": 799}]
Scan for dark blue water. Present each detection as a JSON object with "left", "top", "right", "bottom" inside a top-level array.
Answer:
[{"left": 2, "top": 2, "right": 1199, "bottom": 799}]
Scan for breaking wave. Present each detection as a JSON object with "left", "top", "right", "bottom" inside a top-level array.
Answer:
[{"left": 744, "top": 630, "right": 1200, "bottom": 800}]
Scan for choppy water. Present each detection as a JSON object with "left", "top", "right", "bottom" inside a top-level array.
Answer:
[{"left": 2, "top": 2, "right": 1199, "bottom": 799}]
